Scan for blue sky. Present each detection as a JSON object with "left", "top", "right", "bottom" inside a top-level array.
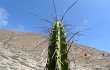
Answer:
[{"left": 0, "top": 0, "right": 110, "bottom": 53}]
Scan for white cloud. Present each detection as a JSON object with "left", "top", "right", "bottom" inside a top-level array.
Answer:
[{"left": 0, "top": 8, "right": 8, "bottom": 27}]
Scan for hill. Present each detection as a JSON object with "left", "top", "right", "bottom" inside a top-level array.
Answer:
[{"left": 0, "top": 29, "right": 110, "bottom": 70}]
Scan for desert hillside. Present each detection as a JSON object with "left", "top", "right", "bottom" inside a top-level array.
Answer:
[{"left": 0, "top": 29, "right": 110, "bottom": 70}]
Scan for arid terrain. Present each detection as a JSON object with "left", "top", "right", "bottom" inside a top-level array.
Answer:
[{"left": 0, "top": 29, "right": 110, "bottom": 70}]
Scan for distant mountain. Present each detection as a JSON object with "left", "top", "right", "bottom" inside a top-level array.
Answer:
[{"left": 0, "top": 29, "right": 110, "bottom": 70}]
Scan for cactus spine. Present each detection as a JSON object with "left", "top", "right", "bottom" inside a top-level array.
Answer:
[{"left": 46, "top": 20, "right": 70, "bottom": 70}]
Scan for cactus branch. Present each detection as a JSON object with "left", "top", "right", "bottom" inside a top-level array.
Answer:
[{"left": 46, "top": 21, "right": 70, "bottom": 70}]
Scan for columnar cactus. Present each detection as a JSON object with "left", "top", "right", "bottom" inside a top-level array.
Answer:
[{"left": 46, "top": 20, "right": 70, "bottom": 70}]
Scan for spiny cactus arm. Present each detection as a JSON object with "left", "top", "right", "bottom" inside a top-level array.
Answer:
[
  {"left": 46, "top": 22, "right": 61, "bottom": 70},
  {"left": 46, "top": 21, "right": 70, "bottom": 70}
]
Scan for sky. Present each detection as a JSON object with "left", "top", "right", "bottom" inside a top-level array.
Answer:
[{"left": 0, "top": 0, "right": 110, "bottom": 53}]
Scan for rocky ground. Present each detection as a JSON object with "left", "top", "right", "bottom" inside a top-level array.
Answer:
[{"left": 0, "top": 29, "right": 110, "bottom": 70}]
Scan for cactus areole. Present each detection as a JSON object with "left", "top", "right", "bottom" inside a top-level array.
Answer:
[{"left": 46, "top": 20, "right": 70, "bottom": 70}]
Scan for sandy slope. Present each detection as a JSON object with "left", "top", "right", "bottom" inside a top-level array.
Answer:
[{"left": 0, "top": 29, "right": 110, "bottom": 70}]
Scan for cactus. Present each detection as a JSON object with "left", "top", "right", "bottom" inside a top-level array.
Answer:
[{"left": 46, "top": 20, "right": 70, "bottom": 70}]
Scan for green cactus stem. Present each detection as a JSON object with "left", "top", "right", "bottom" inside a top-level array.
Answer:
[{"left": 46, "top": 20, "right": 70, "bottom": 70}]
